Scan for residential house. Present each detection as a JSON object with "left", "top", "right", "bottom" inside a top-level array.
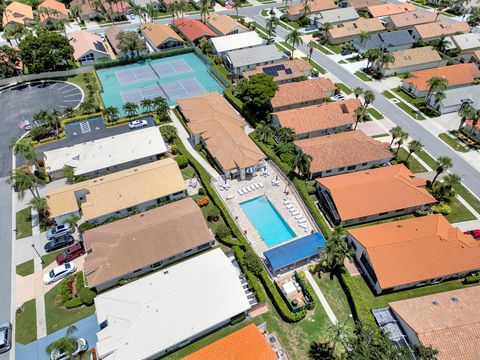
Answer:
[
  {"left": 210, "top": 31, "right": 264, "bottom": 56},
  {"left": 346, "top": 0, "right": 382, "bottom": 10},
  {"left": 184, "top": 324, "right": 277, "bottom": 360},
  {"left": 295, "top": 130, "right": 393, "bottom": 179},
  {"left": 316, "top": 164, "right": 435, "bottom": 226},
  {"left": 347, "top": 215, "right": 480, "bottom": 294},
  {"left": 464, "top": 119, "right": 480, "bottom": 142},
  {"left": 177, "top": 92, "right": 265, "bottom": 180},
  {"left": 95, "top": 249, "right": 251, "bottom": 360},
  {"left": 206, "top": 14, "right": 249, "bottom": 36},
  {"left": 460, "top": 49, "right": 480, "bottom": 68},
  {"left": 351, "top": 30, "right": 414, "bottom": 54},
  {"left": 68, "top": 30, "right": 114, "bottom": 65},
  {"left": 83, "top": 197, "right": 215, "bottom": 292},
  {"left": 2, "top": 2, "right": 33, "bottom": 26},
  {"left": 173, "top": 18, "right": 217, "bottom": 44},
  {"left": 38, "top": 0, "right": 69, "bottom": 25},
  {"left": 452, "top": 33, "right": 480, "bottom": 56},
  {"left": 427, "top": 85, "right": 480, "bottom": 114},
  {"left": 242, "top": 58, "right": 312, "bottom": 84},
  {"left": 42, "top": 127, "right": 167, "bottom": 180},
  {"left": 285, "top": 0, "right": 336, "bottom": 21},
  {"left": 100, "top": 0, "right": 131, "bottom": 16},
  {"left": 139, "top": 22, "right": 184, "bottom": 51},
  {"left": 272, "top": 99, "right": 361, "bottom": 140},
  {"left": 375, "top": 46, "right": 444, "bottom": 76},
  {"left": 327, "top": 18, "right": 384, "bottom": 44},
  {"left": 270, "top": 77, "right": 337, "bottom": 111},
  {"left": 104, "top": 26, "right": 123, "bottom": 57},
  {"left": 313, "top": 7, "right": 360, "bottom": 28},
  {"left": 225, "top": 45, "right": 288, "bottom": 74},
  {"left": 401, "top": 63, "right": 480, "bottom": 97},
  {"left": 411, "top": 20, "right": 470, "bottom": 42},
  {"left": 45, "top": 158, "right": 187, "bottom": 224},
  {"left": 367, "top": 2, "right": 415, "bottom": 18},
  {"left": 69, "top": 0, "right": 102, "bottom": 21},
  {"left": 385, "top": 11, "right": 437, "bottom": 30},
  {"left": 388, "top": 287, "right": 480, "bottom": 360}
]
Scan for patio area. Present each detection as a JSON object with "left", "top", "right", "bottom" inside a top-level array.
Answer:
[{"left": 213, "top": 162, "right": 317, "bottom": 255}]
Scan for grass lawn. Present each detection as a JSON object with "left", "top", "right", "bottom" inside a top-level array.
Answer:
[
  {"left": 395, "top": 100, "right": 426, "bottom": 120},
  {"left": 16, "top": 207, "right": 32, "bottom": 239},
  {"left": 314, "top": 273, "right": 354, "bottom": 326},
  {"left": 454, "top": 184, "right": 480, "bottom": 214},
  {"left": 278, "top": 21, "right": 294, "bottom": 31},
  {"left": 338, "top": 60, "right": 347, "bottom": 64},
  {"left": 438, "top": 133, "right": 469, "bottom": 153},
  {"left": 45, "top": 279, "right": 96, "bottom": 334},
  {"left": 372, "top": 133, "right": 389, "bottom": 138},
  {"left": 16, "top": 259, "right": 34, "bottom": 277},
  {"left": 381, "top": 90, "right": 395, "bottom": 99},
  {"left": 260, "top": 9, "right": 269, "bottom": 16},
  {"left": 396, "top": 148, "right": 427, "bottom": 173},
  {"left": 301, "top": 57, "right": 326, "bottom": 74},
  {"left": 367, "top": 107, "right": 383, "bottom": 120},
  {"left": 354, "top": 71, "right": 370, "bottom": 81},
  {"left": 280, "top": 41, "right": 294, "bottom": 51},
  {"left": 414, "top": 149, "right": 438, "bottom": 169},
  {"left": 16, "top": 299, "right": 37, "bottom": 344},
  {"left": 324, "top": 43, "right": 342, "bottom": 54},
  {"left": 316, "top": 44, "right": 332, "bottom": 54},
  {"left": 335, "top": 83, "right": 352, "bottom": 95},
  {"left": 281, "top": 19, "right": 300, "bottom": 29},
  {"left": 391, "top": 87, "right": 417, "bottom": 104},
  {"left": 42, "top": 250, "right": 62, "bottom": 269},
  {"left": 181, "top": 164, "right": 196, "bottom": 180},
  {"left": 445, "top": 197, "right": 476, "bottom": 223}
]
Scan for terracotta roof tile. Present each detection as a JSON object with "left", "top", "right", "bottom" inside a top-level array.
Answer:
[
  {"left": 100, "top": 0, "right": 130, "bottom": 13},
  {"left": 317, "top": 164, "right": 435, "bottom": 220},
  {"left": 2, "top": 1, "right": 33, "bottom": 26},
  {"left": 270, "top": 78, "right": 336, "bottom": 110},
  {"left": 68, "top": 30, "right": 110, "bottom": 60},
  {"left": 347, "top": 0, "right": 382, "bottom": 10},
  {"left": 386, "top": 46, "right": 441, "bottom": 69},
  {"left": 348, "top": 214, "right": 480, "bottom": 289},
  {"left": 328, "top": 18, "right": 385, "bottom": 40},
  {"left": 287, "top": 0, "right": 336, "bottom": 17},
  {"left": 206, "top": 14, "right": 248, "bottom": 35},
  {"left": 415, "top": 20, "right": 470, "bottom": 40},
  {"left": 139, "top": 22, "right": 183, "bottom": 47},
  {"left": 367, "top": 2, "right": 415, "bottom": 17},
  {"left": 173, "top": 18, "right": 217, "bottom": 42},
  {"left": 243, "top": 59, "right": 312, "bottom": 83},
  {"left": 38, "top": 0, "right": 68, "bottom": 22},
  {"left": 389, "top": 11, "right": 437, "bottom": 29},
  {"left": 295, "top": 130, "right": 392, "bottom": 174}
]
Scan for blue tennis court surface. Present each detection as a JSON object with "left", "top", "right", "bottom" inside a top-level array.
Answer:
[{"left": 96, "top": 52, "right": 224, "bottom": 115}]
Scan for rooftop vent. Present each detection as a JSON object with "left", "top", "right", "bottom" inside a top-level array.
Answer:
[
  {"left": 432, "top": 301, "right": 439, "bottom": 305},
  {"left": 451, "top": 297, "right": 460, "bottom": 302}
]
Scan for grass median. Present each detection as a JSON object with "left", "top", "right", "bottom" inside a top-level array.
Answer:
[
  {"left": 16, "top": 207, "right": 32, "bottom": 240},
  {"left": 16, "top": 299, "right": 37, "bottom": 344},
  {"left": 438, "top": 133, "right": 469, "bottom": 153}
]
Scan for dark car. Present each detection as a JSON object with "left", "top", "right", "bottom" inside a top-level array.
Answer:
[
  {"left": 312, "top": 31, "right": 322, "bottom": 38},
  {"left": 0, "top": 323, "right": 12, "bottom": 354},
  {"left": 464, "top": 229, "right": 480, "bottom": 240},
  {"left": 56, "top": 242, "right": 86, "bottom": 265},
  {"left": 341, "top": 49, "right": 353, "bottom": 56},
  {"left": 44, "top": 235, "right": 75, "bottom": 253}
]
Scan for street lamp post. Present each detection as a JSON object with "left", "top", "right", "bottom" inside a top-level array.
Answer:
[{"left": 31, "top": 244, "right": 44, "bottom": 264}]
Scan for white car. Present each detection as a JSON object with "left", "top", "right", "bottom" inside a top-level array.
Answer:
[
  {"left": 128, "top": 119, "right": 148, "bottom": 129},
  {"left": 50, "top": 338, "right": 88, "bottom": 360},
  {"left": 43, "top": 262, "right": 76, "bottom": 285},
  {"left": 331, "top": 93, "right": 345, "bottom": 101}
]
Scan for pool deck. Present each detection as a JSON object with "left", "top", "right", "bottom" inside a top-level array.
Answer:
[{"left": 213, "top": 164, "right": 316, "bottom": 256}]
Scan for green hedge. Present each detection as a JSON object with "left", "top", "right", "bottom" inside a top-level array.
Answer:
[
  {"left": 233, "top": 246, "right": 267, "bottom": 303},
  {"left": 64, "top": 297, "right": 82, "bottom": 309},
  {"left": 338, "top": 269, "right": 375, "bottom": 325},
  {"left": 464, "top": 274, "right": 480, "bottom": 284},
  {"left": 296, "top": 271, "right": 316, "bottom": 310}
]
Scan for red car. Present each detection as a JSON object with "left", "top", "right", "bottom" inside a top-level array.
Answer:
[
  {"left": 56, "top": 242, "right": 85, "bottom": 265},
  {"left": 464, "top": 229, "right": 480, "bottom": 240}
]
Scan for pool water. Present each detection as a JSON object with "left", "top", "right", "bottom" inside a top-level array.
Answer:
[
  {"left": 240, "top": 196, "right": 296, "bottom": 248},
  {"left": 96, "top": 52, "right": 224, "bottom": 115}
]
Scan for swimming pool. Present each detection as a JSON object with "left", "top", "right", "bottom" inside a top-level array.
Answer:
[
  {"left": 96, "top": 52, "right": 224, "bottom": 115},
  {"left": 240, "top": 196, "right": 296, "bottom": 248}
]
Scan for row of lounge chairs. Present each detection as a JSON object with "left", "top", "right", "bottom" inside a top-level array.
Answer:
[
  {"left": 238, "top": 182, "right": 264, "bottom": 195},
  {"left": 283, "top": 197, "right": 309, "bottom": 231}
]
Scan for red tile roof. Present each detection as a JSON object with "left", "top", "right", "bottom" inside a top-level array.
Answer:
[{"left": 173, "top": 18, "right": 217, "bottom": 42}]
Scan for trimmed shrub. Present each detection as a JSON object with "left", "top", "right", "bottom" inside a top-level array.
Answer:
[
  {"left": 174, "top": 155, "right": 188, "bottom": 169},
  {"left": 59, "top": 276, "right": 74, "bottom": 304},
  {"left": 170, "top": 144, "right": 178, "bottom": 154},
  {"left": 78, "top": 221, "right": 94, "bottom": 233},
  {"left": 79, "top": 287, "right": 96, "bottom": 306},
  {"left": 244, "top": 249, "right": 264, "bottom": 277},
  {"left": 196, "top": 197, "right": 209, "bottom": 207},
  {"left": 64, "top": 297, "right": 83, "bottom": 309},
  {"left": 206, "top": 206, "right": 220, "bottom": 222},
  {"left": 75, "top": 272, "right": 85, "bottom": 294},
  {"left": 296, "top": 271, "right": 316, "bottom": 311},
  {"left": 464, "top": 274, "right": 480, "bottom": 284},
  {"left": 214, "top": 223, "right": 231, "bottom": 240},
  {"left": 432, "top": 203, "right": 451, "bottom": 215},
  {"left": 198, "top": 187, "right": 205, "bottom": 196}
]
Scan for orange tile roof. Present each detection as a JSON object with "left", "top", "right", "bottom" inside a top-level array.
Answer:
[
  {"left": 206, "top": 14, "right": 248, "bottom": 35},
  {"left": 389, "top": 11, "right": 437, "bottom": 29},
  {"left": 270, "top": 78, "right": 336, "bottom": 110},
  {"left": 466, "top": 119, "right": 480, "bottom": 129},
  {"left": 287, "top": 0, "right": 336, "bottom": 17},
  {"left": 183, "top": 324, "right": 277, "bottom": 360},
  {"left": 68, "top": 30, "right": 111, "bottom": 60},
  {"left": 386, "top": 46, "right": 441, "bottom": 70},
  {"left": 402, "top": 63, "right": 480, "bottom": 92},
  {"left": 243, "top": 59, "right": 312, "bottom": 83},
  {"left": 316, "top": 164, "right": 435, "bottom": 220},
  {"left": 173, "top": 18, "right": 217, "bottom": 42},
  {"left": 348, "top": 214, "right": 480, "bottom": 289},
  {"left": 367, "top": 2, "right": 415, "bottom": 17},
  {"left": 139, "top": 22, "right": 183, "bottom": 47},
  {"left": 2, "top": 1, "right": 33, "bottom": 26},
  {"left": 100, "top": 0, "right": 131, "bottom": 13},
  {"left": 38, "top": 0, "right": 68, "bottom": 22},
  {"left": 295, "top": 130, "right": 393, "bottom": 174},
  {"left": 347, "top": 0, "right": 382, "bottom": 9},
  {"left": 328, "top": 18, "right": 385, "bottom": 40},
  {"left": 389, "top": 286, "right": 480, "bottom": 360},
  {"left": 414, "top": 20, "right": 470, "bottom": 40},
  {"left": 273, "top": 99, "right": 361, "bottom": 135}
]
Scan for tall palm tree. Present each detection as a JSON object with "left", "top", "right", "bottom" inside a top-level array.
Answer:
[
  {"left": 285, "top": 29, "right": 303, "bottom": 59},
  {"left": 292, "top": 148, "right": 312, "bottom": 177},
  {"left": 363, "top": 48, "right": 381, "bottom": 69},
  {"left": 275, "top": 127, "right": 295, "bottom": 143},
  {"left": 322, "top": 22, "right": 332, "bottom": 39},
  {"left": 325, "top": 321, "right": 352, "bottom": 355},
  {"left": 426, "top": 76, "right": 448, "bottom": 102},
  {"left": 469, "top": 110, "right": 480, "bottom": 135},
  {"left": 322, "top": 228, "right": 353, "bottom": 277},
  {"left": 146, "top": 3, "right": 156, "bottom": 21},
  {"left": 10, "top": 137, "right": 36, "bottom": 165},
  {"left": 433, "top": 35, "right": 450, "bottom": 53},
  {"left": 153, "top": 96, "right": 169, "bottom": 120},
  {"left": 105, "top": 106, "right": 119, "bottom": 123},
  {"left": 301, "top": 0, "right": 311, "bottom": 16},
  {"left": 63, "top": 215, "right": 80, "bottom": 232},
  {"left": 307, "top": 40, "right": 315, "bottom": 60},
  {"left": 376, "top": 52, "right": 394, "bottom": 70},
  {"left": 431, "top": 156, "right": 453, "bottom": 187},
  {"left": 131, "top": 4, "right": 144, "bottom": 23},
  {"left": 140, "top": 98, "right": 154, "bottom": 112},
  {"left": 458, "top": 103, "right": 475, "bottom": 131},
  {"left": 49, "top": 109, "right": 62, "bottom": 137},
  {"left": 389, "top": 125, "right": 404, "bottom": 147},
  {"left": 46, "top": 325, "right": 79, "bottom": 359},
  {"left": 123, "top": 102, "right": 139, "bottom": 117},
  {"left": 29, "top": 196, "right": 50, "bottom": 224},
  {"left": 7, "top": 167, "right": 43, "bottom": 200},
  {"left": 433, "top": 90, "right": 446, "bottom": 106},
  {"left": 199, "top": 0, "right": 210, "bottom": 23},
  {"left": 394, "top": 129, "right": 409, "bottom": 155},
  {"left": 358, "top": 30, "right": 370, "bottom": 42},
  {"left": 405, "top": 139, "right": 423, "bottom": 162},
  {"left": 265, "top": 16, "right": 279, "bottom": 39},
  {"left": 362, "top": 90, "right": 375, "bottom": 109},
  {"left": 233, "top": 0, "right": 242, "bottom": 17},
  {"left": 353, "top": 87, "right": 363, "bottom": 99},
  {"left": 353, "top": 106, "right": 367, "bottom": 130},
  {"left": 255, "top": 121, "right": 273, "bottom": 143}
]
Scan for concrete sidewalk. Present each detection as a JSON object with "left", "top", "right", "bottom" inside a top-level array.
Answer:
[{"left": 305, "top": 270, "right": 338, "bottom": 324}]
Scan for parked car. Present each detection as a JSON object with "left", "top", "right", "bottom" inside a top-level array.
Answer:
[
  {"left": 0, "top": 323, "right": 12, "bottom": 354},
  {"left": 341, "top": 49, "right": 353, "bottom": 56},
  {"left": 464, "top": 229, "right": 480, "bottom": 239},
  {"left": 282, "top": 49, "right": 292, "bottom": 57},
  {"left": 46, "top": 224, "right": 73, "bottom": 240},
  {"left": 50, "top": 338, "right": 88, "bottom": 360},
  {"left": 56, "top": 242, "right": 86, "bottom": 265},
  {"left": 43, "top": 262, "right": 77, "bottom": 285},
  {"left": 44, "top": 235, "right": 75, "bottom": 253},
  {"left": 331, "top": 93, "right": 345, "bottom": 100},
  {"left": 128, "top": 119, "right": 148, "bottom": 129}
]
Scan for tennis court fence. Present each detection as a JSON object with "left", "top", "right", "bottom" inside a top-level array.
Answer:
[
  {"left": 193, "top": 48, "right": 231, "bottom": 88},
  {"left": 0, "top": 66, "right": 94, "bottom": 88}
]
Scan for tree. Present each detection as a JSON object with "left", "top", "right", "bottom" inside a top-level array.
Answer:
[
  {"left": 160, "top": 125, "right": 178, "bottom": 143},
  {"left": 353, "top": 87, "right": 363, "bottom": 99},
  {"left": 63, "top": 106, "right": 75, "bottom": 119},
  {"left": 152, "top": 96, "right": 169, "bottom": 120},
  {"left": 285, "top": 29, "right": 303, "bottom": 58},
  {"left": 233, "top": 0, "right": 242, "bottom": 17},
  {"left": 308, "top": 341, "right": 335, "bottom": 360},
  {"left": 0, "top": 45, "right": 21, "bottom": 78},
  {"left": 412, "top": 344, "right": 439, "bottom": 360},
  {"left": 405, "top": 139, "right": 423, "bottom": 162},
  {"left": 389, "top": 125, "right": 404, "bottom": 147},
  {"left": 275, "top": 127, "right": 295, "bottom": 143},
  {"left": 235, "top": 73, "right": 278, "bottom": 111},
  {"left": 394, "top": 128, "right": 409, "bottom": 155},
  {"left": 302, "top": 0, "right": 311, "bottom": 16},
  {"left": 325, "top": 320, "right": 352, "bottom": 355},
  {"left": 433, "top": 90, "right": 446, "bottom": 106},
  {"left": 244, "top": 249, "right": 264, "bottom": 276},
  {"left": 364, "top": 48, "right": 382, "bottom": 69},
  {"left": 322, "top": 228, "right": 353, "bottom": 276},
  {"left": 431, "top": 155, "right": 453, "bottom": 187},
  {"left": 432, "top": 35, "right": 450, "bottom": 53},
  {"left": 469, "top": 109, "right": 480, "bottom": 135},
  {"left": 292, "top": 148, "right": 312, "bottom": 177},
  {"left": 205, "top": 206, "right": 220, "bottom": 222},
  {"left": 362, "top": 90, "right": 375, "bottom": 109},
  {"left": 140, "top": 98, "right": 153, "bottom": 112},
  {"left": 116, "top": 31, "right": 147, "bottom": 57},
  {"left": 3, "top": 23, "right": 27, "bottom": 45},
  {"left": 255, "top": 121, "right": 273, "bottom": 143},
  {"left": 70, "top": 3, "right": 82, "bottom": 24},
  {"left": 7, "top": 166, "right": 44, "bottom": 200},
  {"left": 375, "top": 52, "right": 394, "bottom": 70},
  {"left": 426, "top": 76, "right": 448, "bottom": 102},
  {"left": 29, "top": 196, "right": 50, "bottom": 224},
  {"left": 123, "top": 102, "right": 139, "bottom": 117},
  {"left": 146, "top": 2, "right": 156, "bottom": 21},
  {"left": 358, "top": 30, "right": 371, "bottom": 42},
  {"left": 265, "top": 16, "right": 279, "bottom": 39},
  {"left": 46, "top": 325, "right": 79, "bottom": 359},
  {"left": 354, "top": 106, "right": 367, "bottom": 130},
  {"left": 19, "top": 32, "right": 74, "bottom": 73},
  {"left": 307, "top": 40, "right": 315, "bottom": 60},
  {"left": 105, "top": 106, "right": 119, "bottom": 123},
  {"left": 458, "top": 103, "right": 475, "bottom": 131},
  {"left": 131, "top": 4, "right": 144, "bottom": 23},
  {"left": 199, "top": 0, "right": 210, "bottom": 23},
  {"left": 62, "top": 165, "right": 76, "bottom": 183},
  {"left": 48, "top": 109, "right": 62, "bottom": 137},
  {"left": 10, "top": 137, "right": 36, "bottom": 165}
]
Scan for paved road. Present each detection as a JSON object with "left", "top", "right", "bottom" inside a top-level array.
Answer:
[{"left": 251, "top": 13, "right": 480, "bottom": 199}]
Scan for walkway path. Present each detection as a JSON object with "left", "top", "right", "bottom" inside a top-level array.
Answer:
[
  {"left": 31, "top": 210, "right": 47, "bottom": 339},
  {"left": 167, "top": 110, "right": 221, "bottom": 180},
  {"left": 305, "top": 270, "right": 337, "bottom": 325}
]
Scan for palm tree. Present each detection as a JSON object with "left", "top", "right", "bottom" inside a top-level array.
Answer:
[
  {"left": 265, "top": 16, "right": 279, "bottom": 39},
  {"left": 364, "top": 48, "right": 382, "bottom": 69},
  {"left": 292, "top": 148, "right": 312, "bottom": 177},
  {"left": 233, "top": 0, "right": 242, "bottom": 17},
  {"left": 123, "top": 102, "right": 139, "bottom": 117},
  {"left": 199, "top": 0, "right": 210, "bottom": 23},
  {"left": 322, "top": 228, "right": 353, "bottom": 277},
  {"left": 105, "top": 106, "right": 119, "bottom": 123},
  {"left": 140, "top": 98, "right": 154, "bottom": 112},
  {"left": 322, "top": 21, "right": 332, "bottom": 38},
  {"left": 63, "top": 106, "right": 75, "bottom": 119},
  {"left": 131, "top": 4, "right": 144, "bottom": 23},
  {"left": 29, "top": 196, "right": 50, "bottom": 224},
  {"left": 325, "top": 321, "right": 352, "bottom": 355},
  {"left": 10, "top": 137, "right": 36, "bottom": 165},
  {"left": 146, "top": 3, "right": 156, "bottom": 21},
  {"left": 49, "top": 109, "right": 62, "bottom": 137},
  {"left": 153, "top": 96, "right": 169, "bottom": 120},
  {"left": 285, "top": 29, "right": 303, "bottom": 59},
  {"left": 433, "top": 90, "right": 446, "bottom": 106},
  {"left": 301, "top": 0, "right": 311, "bottom": 16},
  {"left": 255, "top": 121, "right": 273, "bottom": 143},
  {"left": 46, "top": 325, "right": 79, "bottom": 359},
  {"left": 307, "top": 40, "right": 315, "bottom": 60},
  {"left": 376, "top": 52, "right": 394, "bottom": 70},
  {"left": 458, "top": 103, "right": 475, "bottom": 131},
  {"left": 275, "top": 127, "right": 295, "bottom": 143},
  {"left": 426, "top": 76, "right": 448, "bottom": 102},
  {"left": 394, "top": 129, "right": 409, "bottom": 155},
  {"left": 353, "top": 87, "right": 363, "bottom": 99},
  {"left": 389, "top": 125, "right": 404, "bottom": 147},
  {"left": 362, "top": 90, "right": 375, "bottom": 109},
  {"left": 7, "top": 166, "right": 44, "bottom": 200},
  {"left": 63, "top": 215, "right": 80, "bottom": 232},
  {"left": 431, "top": 156, "right": 453, "bottom": 187},
  {"left": 405, "top": 139, "right": 423, "bottom": 162},
  {"left": 353, "top": 106, "right": 367, "bottom": 130},
  {"left": 433, "top": 35, "right": 450, "bottom": 53},
  {"left": 358, "top": 30, "right": 370, "bottom": 42},
  {"left": 469, "top": 110, "right": 480, "bottom": 135}
]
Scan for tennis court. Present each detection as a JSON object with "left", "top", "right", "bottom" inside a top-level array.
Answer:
[
  {"left": 116, "top": 65, "right": 158, "bottom": 85},
  {"left": 160, "top": 78, "right": 206, "bottom": 101},
  {"left": 121, "top": 85, "right": 167, "bottom": 104},
  {"left": 151, "top": 59, "right": 192, "bottom": 77}
]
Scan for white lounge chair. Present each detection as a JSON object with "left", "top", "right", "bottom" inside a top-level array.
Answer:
[
  {"left": 246, "top": 186, "right": 252, "bottom": 192},
  {"left": 294, "top": 214, "right": 303, "bottom": 219},
  {"left": 289, "top": 207, "right": 298, "bottom": 213},
  {"left": 286, "top": 204, "right": 294, "bottom": 209},
  {"left": 259, "top": 182, "right": 264, "bottom": 188},
  {"left": 283, "top": 200, "right": 291, "bottom": 205},
  {"left": 226, "top": 195, "right": 234, "bottom": 200},
  {"left": 254, "top": 183, "right": 260, "bottom": 189},
  {"left": 238, "top": 189, "right": 244, "bottom": 195},
  {"left": 242, "top": 187, "right": 248, "bottom": 193},
  {"left": 298, "top": 219, "right": 307, "bottom": 224},
  {"left": 291, "top": 210, "right": 300, "bottom": 216},
  {"left": 299, "top": 223, "right": 308, "bottom": 230}
]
